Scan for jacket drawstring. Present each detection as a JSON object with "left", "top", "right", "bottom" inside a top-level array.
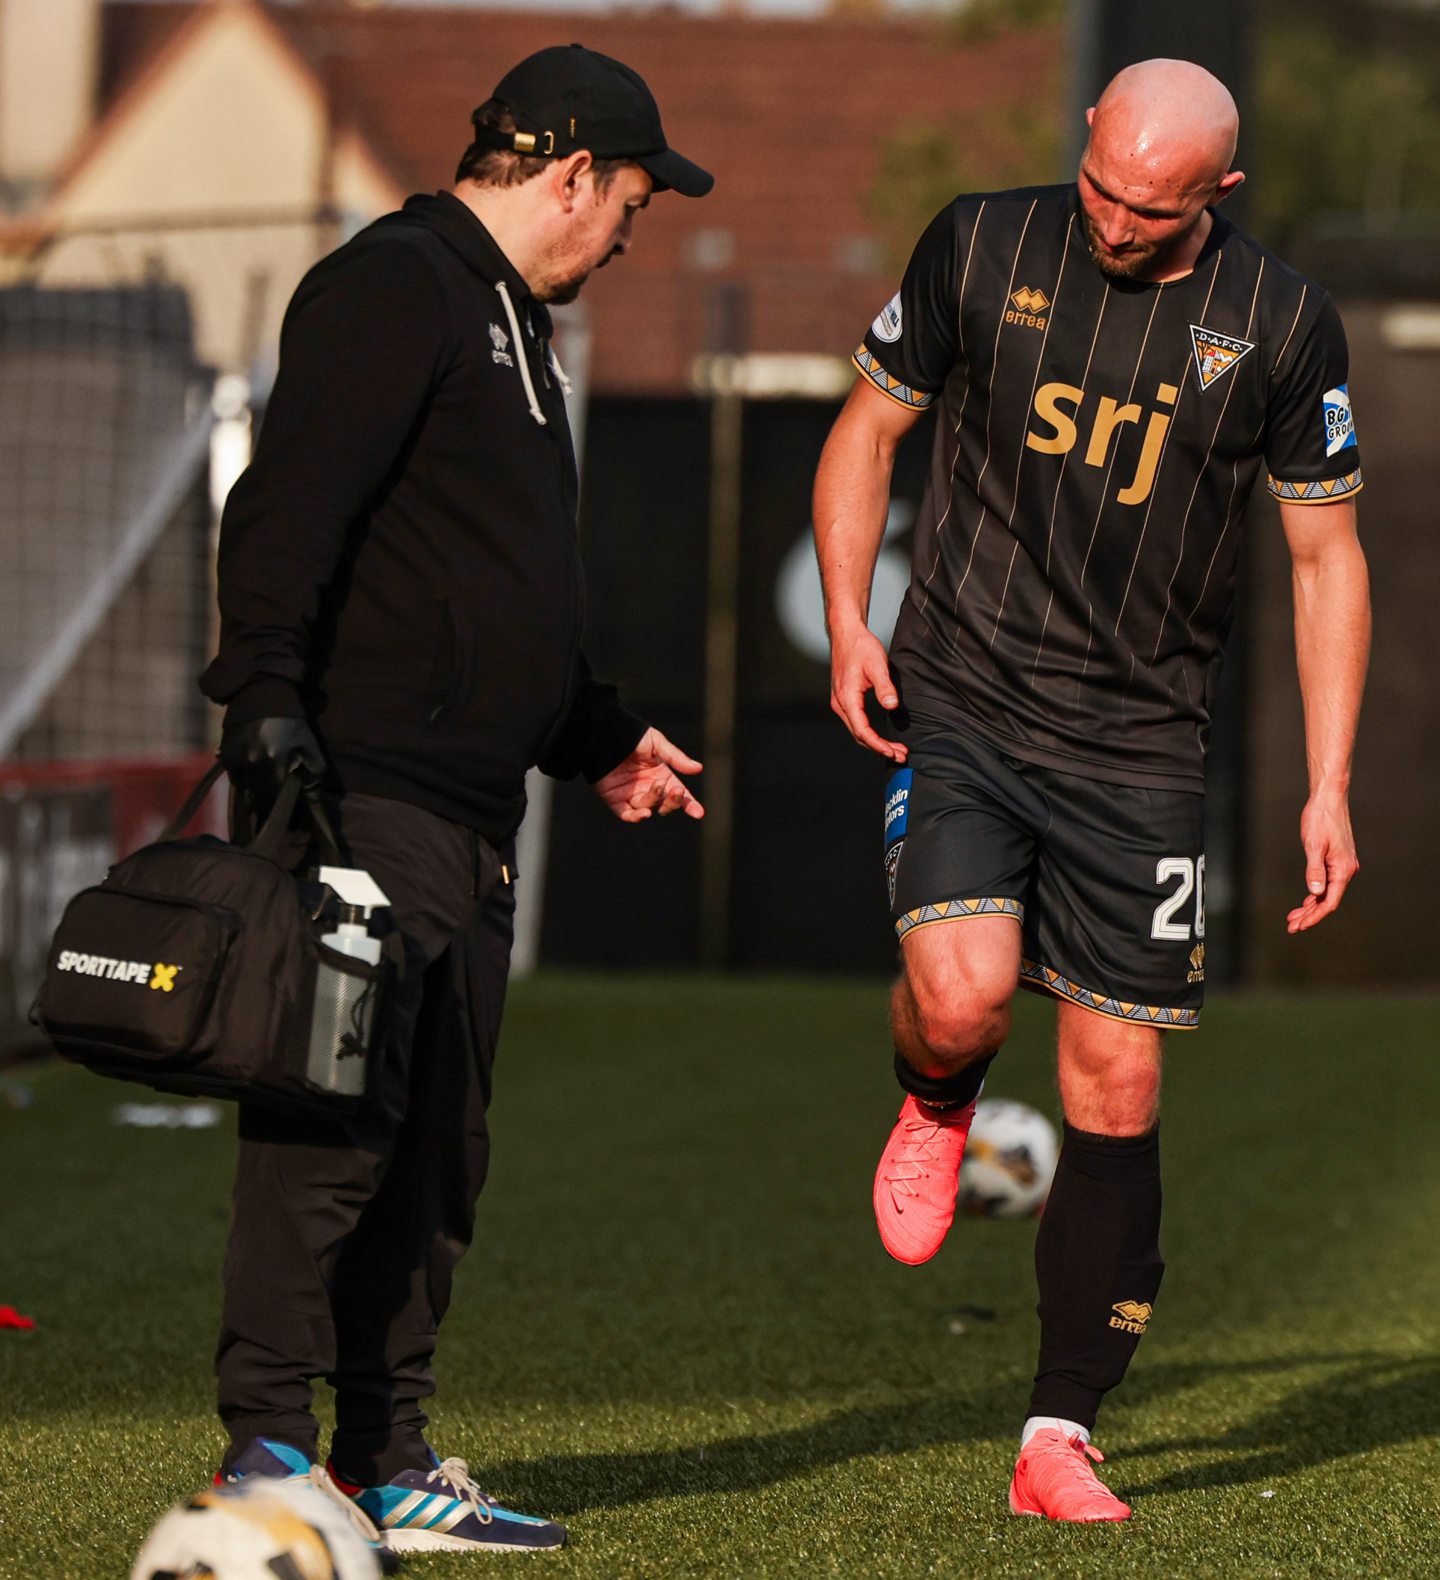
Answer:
[
  {"left": 547, "top": 343, "right": 574, "bottom": 397},
  {"left": 495, "top": 279, "right": 546, "bottom": 427}
]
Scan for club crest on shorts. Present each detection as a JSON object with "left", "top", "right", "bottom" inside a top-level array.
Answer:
[
  {"left": 1189, "top": 324, "right": 1255, "bottom": 391},
  {"left": 885, "top": 840, "right": 904, "bottom": 907}
]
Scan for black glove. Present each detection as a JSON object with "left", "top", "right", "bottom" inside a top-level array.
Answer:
[{"left": 220, "top": 715, "right": 326, "bottom": 825}]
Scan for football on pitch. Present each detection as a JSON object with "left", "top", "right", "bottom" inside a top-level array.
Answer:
[
  {"left": 130, "top": 1477, "right": 381, "bottom": 1580},
  {"left": 957, "top": 1098, "right": 1059, "bottom": 1218}
]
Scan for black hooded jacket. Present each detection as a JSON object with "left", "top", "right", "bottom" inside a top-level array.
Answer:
[{"left": 199, "top": 192, "right": 646, "bottom": 842}]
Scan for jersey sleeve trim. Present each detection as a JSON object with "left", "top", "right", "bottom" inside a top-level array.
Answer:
[
  {"left": 1266, "top": 467, "right": 1363, "bottom": 503},
  {"left": 853, "top": 346, "right": 936, "bottom": 410}
]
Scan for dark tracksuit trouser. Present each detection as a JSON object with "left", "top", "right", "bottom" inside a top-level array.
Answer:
[{"left": 216, "top": 792, "right": 515, "bottom": 1482}]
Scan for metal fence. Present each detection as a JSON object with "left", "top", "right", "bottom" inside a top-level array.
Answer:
[{"left": 0, "top": 211, "right": 345, "bottom": 764}]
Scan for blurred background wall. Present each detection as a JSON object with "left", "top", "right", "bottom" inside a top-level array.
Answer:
[{"left": 0, "top": 0, "right": 1435, "bottom": 1037}]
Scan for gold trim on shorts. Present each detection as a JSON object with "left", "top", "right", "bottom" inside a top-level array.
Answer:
[
  {"left": 895, "top": 895, "right": 1024, "bottom": 940},
  {"left": 1019, "top": 957, "right": 1200, "bottom": 1028}
]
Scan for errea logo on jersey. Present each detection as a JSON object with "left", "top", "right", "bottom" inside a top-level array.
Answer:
[
  {"left": 1006, "top": 287, "right": 1050, "bottom": 330},
  {"left": 56, "top": 952, "right": 183, "bottom": 991}
]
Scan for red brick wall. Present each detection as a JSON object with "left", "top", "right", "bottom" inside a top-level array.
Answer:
[{"left": 104, "top": 5, "right": 1062, "bottom": 392}]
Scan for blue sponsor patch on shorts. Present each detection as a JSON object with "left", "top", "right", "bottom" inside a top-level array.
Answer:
[{"left": 883, "top": 767, "right": 912, "bottom": 850}]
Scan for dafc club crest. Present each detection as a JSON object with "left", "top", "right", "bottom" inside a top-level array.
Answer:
[
  {"left": 1188, "top": 324, "right": 1255, "bottom": 392},
  {"left": 885, "top": 841, "right": 904, "bottom": 907}
]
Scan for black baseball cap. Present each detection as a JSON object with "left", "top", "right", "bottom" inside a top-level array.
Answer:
[{"left": 471, "top": 43, "right": 713, "bottom": 198}]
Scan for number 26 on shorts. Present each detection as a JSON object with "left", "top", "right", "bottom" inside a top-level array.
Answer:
[{"left": 1151, "top": 855, "right": 1205, "bottom": 941}]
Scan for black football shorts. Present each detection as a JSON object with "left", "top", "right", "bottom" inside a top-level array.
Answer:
[{"left": 883, "top": 712, "right": 1207, "bottom": 1029}]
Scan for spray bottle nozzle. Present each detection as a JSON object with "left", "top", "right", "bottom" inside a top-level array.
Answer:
[{"left": 316, "top": 866, "right": 392, "bottom": 923}]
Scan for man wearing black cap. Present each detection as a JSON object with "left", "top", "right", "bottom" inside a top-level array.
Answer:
[{"left": 199, "top": 45, "right": 712, "bottom": 1555}]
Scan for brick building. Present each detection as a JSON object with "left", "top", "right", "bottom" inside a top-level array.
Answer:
[{"left": 30, "top": 0, "right": 1063, "bottom": 387}]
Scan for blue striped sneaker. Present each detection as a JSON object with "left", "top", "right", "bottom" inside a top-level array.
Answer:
[
  {"left": 218, "top": 1437, "right": 401, "bottom": 1572},
  {"left": 329, "top": 1453, "right": 567, "bottom": 1553},
  {"left": 216, "top": 1436, "right": 317, "bottom": 1486}
]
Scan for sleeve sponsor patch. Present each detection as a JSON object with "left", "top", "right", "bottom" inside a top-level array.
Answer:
[
  {"left": 1323, "top": 385, "right": 1357, "bottom": 457},
  {"left": 871, "top": 293, "right": 903, "bottom": 344}
]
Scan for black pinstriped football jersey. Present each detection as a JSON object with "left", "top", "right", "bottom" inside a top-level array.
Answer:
[{"left": 855, "top": 184, "right": 1362, "bottom": 791}]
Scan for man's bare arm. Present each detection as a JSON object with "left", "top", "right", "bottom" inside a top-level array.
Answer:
[
  {"left": 1278, "top": 497, "right": 1371, "bottom": 933},
  {"left": 812, "top": 379, "right": 925, "bottom": 762}
]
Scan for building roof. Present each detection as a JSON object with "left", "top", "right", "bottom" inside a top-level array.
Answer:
[{"left": 99, "top": 2, "right": 1061, "bottom": 392}]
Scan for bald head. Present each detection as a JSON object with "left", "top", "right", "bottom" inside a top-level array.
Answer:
[
  {"left": 1093, "top": 60, "right": 1238, "bottom": 189},
  {"left": 1078, "top": 59, "right": 1244, "bottom": 281}
]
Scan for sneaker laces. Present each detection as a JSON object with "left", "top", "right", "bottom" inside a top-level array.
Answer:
[
  {"left": 882, "top": 1112, "right": 957, "bottom": 1195},
  {"left": 306, "top": 1465, "right": 386, "bottom": 1545},
  {"left": 1036, "top": 1433, "right": 1109, "bottom": 1489},
  {"left": 427, "top": 1457, "right": 495, "bottom": 1526}
]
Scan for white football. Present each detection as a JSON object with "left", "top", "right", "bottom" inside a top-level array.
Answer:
[
  {"left": 957, "top": 1098, "right": 1059, "bottom": 1218},
  {"left": 131, "top": 1476, "right": 381, "bottom": 1580}
]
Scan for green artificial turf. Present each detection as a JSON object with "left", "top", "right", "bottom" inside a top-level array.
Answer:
[{"left": 2, "top": 978, "right": 1438, "bottom": 1578}]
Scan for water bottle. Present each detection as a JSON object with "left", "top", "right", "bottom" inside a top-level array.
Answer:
[{"left": 306, "top": 901, "right": 383, "bottom": 1098}]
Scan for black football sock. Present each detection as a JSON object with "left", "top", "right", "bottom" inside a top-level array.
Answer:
[
  {"left": 1027, "top": 1121, "right": 1164, "bottom": 1430},
  {"left": 893, "top": 1050, "right": 995, "bottom": 1110}
]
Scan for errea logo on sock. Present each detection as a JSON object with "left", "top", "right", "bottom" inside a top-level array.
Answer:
[
  {"left": 56, "top": 952, "right": 182, "bottom": 991},
  {"left": 1109, "top": 1300, "right": 1152, "bottom": 1335}
]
